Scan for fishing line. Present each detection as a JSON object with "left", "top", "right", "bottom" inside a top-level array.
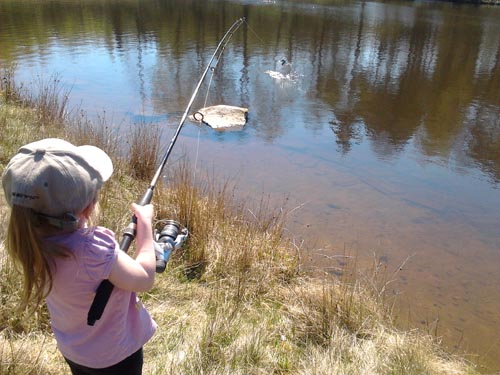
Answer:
[
  {"left": 193, "top": 19, "right": 266, "bottom": 179},
  {"left": 243, "top": 18, "right": 266, "bottom": 46},
  {"left": 193, "top": 20, "right": 266, "bottom": 180},
  {"left": 202, "top": 35, "right": 236, "bottom": 106},
  {"left": 193, "top": 21, "right": 245, "bottom": 182}
]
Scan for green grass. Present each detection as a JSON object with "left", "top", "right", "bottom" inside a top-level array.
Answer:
[{"left": 0, "top": 68, "right": 479, "bottom": 374}]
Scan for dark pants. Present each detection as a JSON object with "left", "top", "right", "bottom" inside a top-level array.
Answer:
[{"left": 64, "top": 348, "right": 143, "bottom": 375}]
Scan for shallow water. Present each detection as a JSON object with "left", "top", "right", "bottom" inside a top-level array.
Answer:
[{"left": 1, "top": 0, "right": 499, "bottom": 370}]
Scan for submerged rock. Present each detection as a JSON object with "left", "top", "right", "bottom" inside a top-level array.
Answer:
[{"left": 190, "top": 105, "right": 248, "bottom": 130}]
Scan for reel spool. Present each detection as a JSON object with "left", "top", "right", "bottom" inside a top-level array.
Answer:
[{"left": 154, "top": 219, "right": 188, "bottom": 273}]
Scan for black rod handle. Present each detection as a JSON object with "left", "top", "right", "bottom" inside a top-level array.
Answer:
[{"left": 87, "top": 279, "right": 113, "bottom": 326}]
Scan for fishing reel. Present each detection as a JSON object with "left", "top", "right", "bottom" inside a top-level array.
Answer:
[{"left": 154, "top": 219, "right": 189, "bottom": 273}]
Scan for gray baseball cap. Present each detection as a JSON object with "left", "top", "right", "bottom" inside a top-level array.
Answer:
[{"left": 2, "top": 138, "right": 113, "bottom": 219}]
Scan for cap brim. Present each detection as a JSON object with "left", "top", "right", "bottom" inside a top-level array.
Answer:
[{"left": 78, "top": 145, "right": 113, "bottom": 182}]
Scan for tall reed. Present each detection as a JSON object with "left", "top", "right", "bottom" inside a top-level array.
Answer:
[{"left": 1, "top": 67, "right": 70, "bottom": 126}]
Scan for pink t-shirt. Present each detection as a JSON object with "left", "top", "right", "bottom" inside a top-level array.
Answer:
[{"left": 45, "top": 226, "right": 157, "bottom": 368}]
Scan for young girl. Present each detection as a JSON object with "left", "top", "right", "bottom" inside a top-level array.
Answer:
[{"left": 2, "top": 138, "right": 157, "bottom": 374}]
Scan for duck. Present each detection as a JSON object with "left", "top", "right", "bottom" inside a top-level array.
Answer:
[{"left": 279, "top": 58, "right": 292, "bottom": 76}]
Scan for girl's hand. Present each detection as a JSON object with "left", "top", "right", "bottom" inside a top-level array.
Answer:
[
  {"left": 132, "top": 203, "right": 154, "bottom": 224},
  {"left": 108, "top": 203, "right": 156, "bottom": 292}
]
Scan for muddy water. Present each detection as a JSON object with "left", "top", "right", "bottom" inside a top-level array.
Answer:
[{"left": 1, "top": 0, "right": 499, "bottom": 370}]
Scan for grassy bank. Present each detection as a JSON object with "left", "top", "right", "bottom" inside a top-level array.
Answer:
[{"left": 0, "top": 69, "right": 479, "bottom": 374}]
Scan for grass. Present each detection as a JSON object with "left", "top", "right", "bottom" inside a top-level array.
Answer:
[{"left": 0, "top": 68, "right": 480, "bottom": 374}]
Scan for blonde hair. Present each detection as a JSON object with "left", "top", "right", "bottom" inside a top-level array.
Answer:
[{"left": 6, "top": 201, "right": 98, "bottom": 310}]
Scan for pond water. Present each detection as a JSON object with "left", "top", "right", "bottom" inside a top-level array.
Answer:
[{"left": 1, "top": 0, "right": 500, "bottom": 370}]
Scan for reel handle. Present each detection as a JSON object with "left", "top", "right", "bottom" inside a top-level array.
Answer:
[{"left": 156, "top": 259, "right": 167, "bottom": 273}]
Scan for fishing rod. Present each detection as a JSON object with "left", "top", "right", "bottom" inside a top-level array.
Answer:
[{"left": 87, "top": 17, "right": 246, "bottom": 326}]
